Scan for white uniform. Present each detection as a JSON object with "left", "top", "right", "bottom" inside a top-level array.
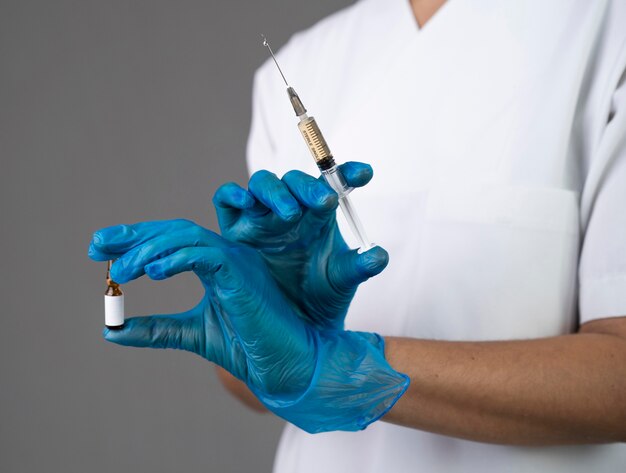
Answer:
[{"left": 247, "top": 0, "right": 626, "bottom": 471}]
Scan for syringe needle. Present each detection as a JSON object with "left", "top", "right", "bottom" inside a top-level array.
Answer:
[{"left": 261, "top": 34, "right": 289, "bottom": 87}]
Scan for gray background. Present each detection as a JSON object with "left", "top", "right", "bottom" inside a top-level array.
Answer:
[{"left": 0, "top": 1, "right": 353, "bottom": 472}]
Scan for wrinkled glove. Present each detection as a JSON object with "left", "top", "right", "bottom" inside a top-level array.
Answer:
[
  {"left": 213, "top": 162, "right": 388, "bottom": 330},
  {"left": 88, "top": 220, "right": 408, "bottom": 433}
]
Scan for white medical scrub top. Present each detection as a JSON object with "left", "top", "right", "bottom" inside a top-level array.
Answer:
[{"left": 246, "top": 0, "right": 626, "bottom": 471}]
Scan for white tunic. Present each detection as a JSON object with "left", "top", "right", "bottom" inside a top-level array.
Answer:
[{"left": 246, "top": 0, "right": 626, "bottom": 471}]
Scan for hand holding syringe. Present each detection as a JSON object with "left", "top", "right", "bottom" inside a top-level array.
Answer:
[{"left": 262, "top": 35, "right": 373, "bottom": 252}]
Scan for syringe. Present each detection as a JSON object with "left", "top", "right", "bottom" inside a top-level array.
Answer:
[{"left": 262, "top": 35, "right": 373, "bottom": 252}]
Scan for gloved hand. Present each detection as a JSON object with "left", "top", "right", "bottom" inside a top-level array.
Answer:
[
  {"left": 213, "top": 162, "right": 388, "bottom": 330},
  {"left": 90, "top": 220, "right": 315, "bottom": 396},
  {"left": 89, "top": 220, "right": 408, "bottom": 433}
]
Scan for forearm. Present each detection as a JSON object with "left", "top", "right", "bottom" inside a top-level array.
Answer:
[
  {"left": 215, "top": 367, "right": 267, "bottom": 413},
  {"left": 383, "top": 322, "right": 626, "bottom": 445}
]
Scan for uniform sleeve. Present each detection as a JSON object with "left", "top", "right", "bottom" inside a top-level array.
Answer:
[
  {"left": 246, "top": 64, "right": 277, "bottom": 177},
  {"left": 579, "top": 66, "right": 626, "bottom": 323}
]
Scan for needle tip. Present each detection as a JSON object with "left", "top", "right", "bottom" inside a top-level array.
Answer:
[{"left": 260, "top": 33, "right": 290, "bottom": 87}]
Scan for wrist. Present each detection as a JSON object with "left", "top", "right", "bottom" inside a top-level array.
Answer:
[{"left": 251, "top": 329, "right": 410, "bottom": 433}]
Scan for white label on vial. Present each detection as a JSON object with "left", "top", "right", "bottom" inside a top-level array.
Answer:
[{"left": 104, "top": 294, "right": 125, "bottom": 327}]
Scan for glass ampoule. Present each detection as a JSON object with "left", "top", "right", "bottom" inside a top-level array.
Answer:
[{"left": 104, "top": 260, "right": 124, "bottom": 330}]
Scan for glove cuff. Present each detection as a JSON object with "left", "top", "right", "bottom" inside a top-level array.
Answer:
[{"left": 252, "top": 330, "right": 410, "bottom": 434}]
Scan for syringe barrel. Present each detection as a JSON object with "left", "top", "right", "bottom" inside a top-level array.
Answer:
[
  {"left": 321, "top": 165, "right": 352, "bottom": 198},
  {"left": 295, "top": 112, "right": 373, "bottom": 251},
  {"left": 338, "top": 194, "right": 374, "bottom": 253},
  {"left": 297, "top": 115, "right": 333, "bottom": 165},
  {"left": 322, "top": 165, "right": 373, "bottom": 252},
  {"left": 296, "top": 114, "right": 352, "bottom": 196}
]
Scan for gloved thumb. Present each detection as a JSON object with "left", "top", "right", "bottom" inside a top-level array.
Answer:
[
  {"left": 330, "top": 246, "right": 389, "bottom": 292},
  {"left": 103, "top": 313, "right": 199, "bottom": 352}
]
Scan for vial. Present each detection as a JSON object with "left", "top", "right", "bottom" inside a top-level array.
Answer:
[{"left": 104, "top": 260, "right": 124, "bottom": 330}]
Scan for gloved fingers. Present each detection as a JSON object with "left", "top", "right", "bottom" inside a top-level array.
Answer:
[
  {"left": 213, "top": 182, "right": 256, "bottom": 211},
  {"left": 110, "top": 228, "right": 229, "bottom": 284},
  {"left": 103, "top": 312, "right": 200, "bottom": 352},
  {"left": 282, "top": 170, "right": 338, "bottom": 214},
  {"left": 337, "top": 162, "right": 374, "bottom": 188},
  {"left": 330, "top": 245, "right": 389, "bottom": 292},
  {"left": 248, "top": 170, "right": 302, "bottom": 222},
  {"left": 89, "top": 219, "right": 198, "bottom": 261},
  {"left": 144, "top": 246, "right": 229, "bottom": 282},
  {"left": 88, "top": 241, "right": 117, "bottom": 261},
  {"left": 212, "top": 182, "right": 256, "bottom": 229}
]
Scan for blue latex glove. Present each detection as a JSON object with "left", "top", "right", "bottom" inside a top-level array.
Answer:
[
  {"left": 213, "top": 162, "right": 388, "bottom": 330},
  {"left": 89, "top": 220, "right": 409, "bottom": 433}
]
